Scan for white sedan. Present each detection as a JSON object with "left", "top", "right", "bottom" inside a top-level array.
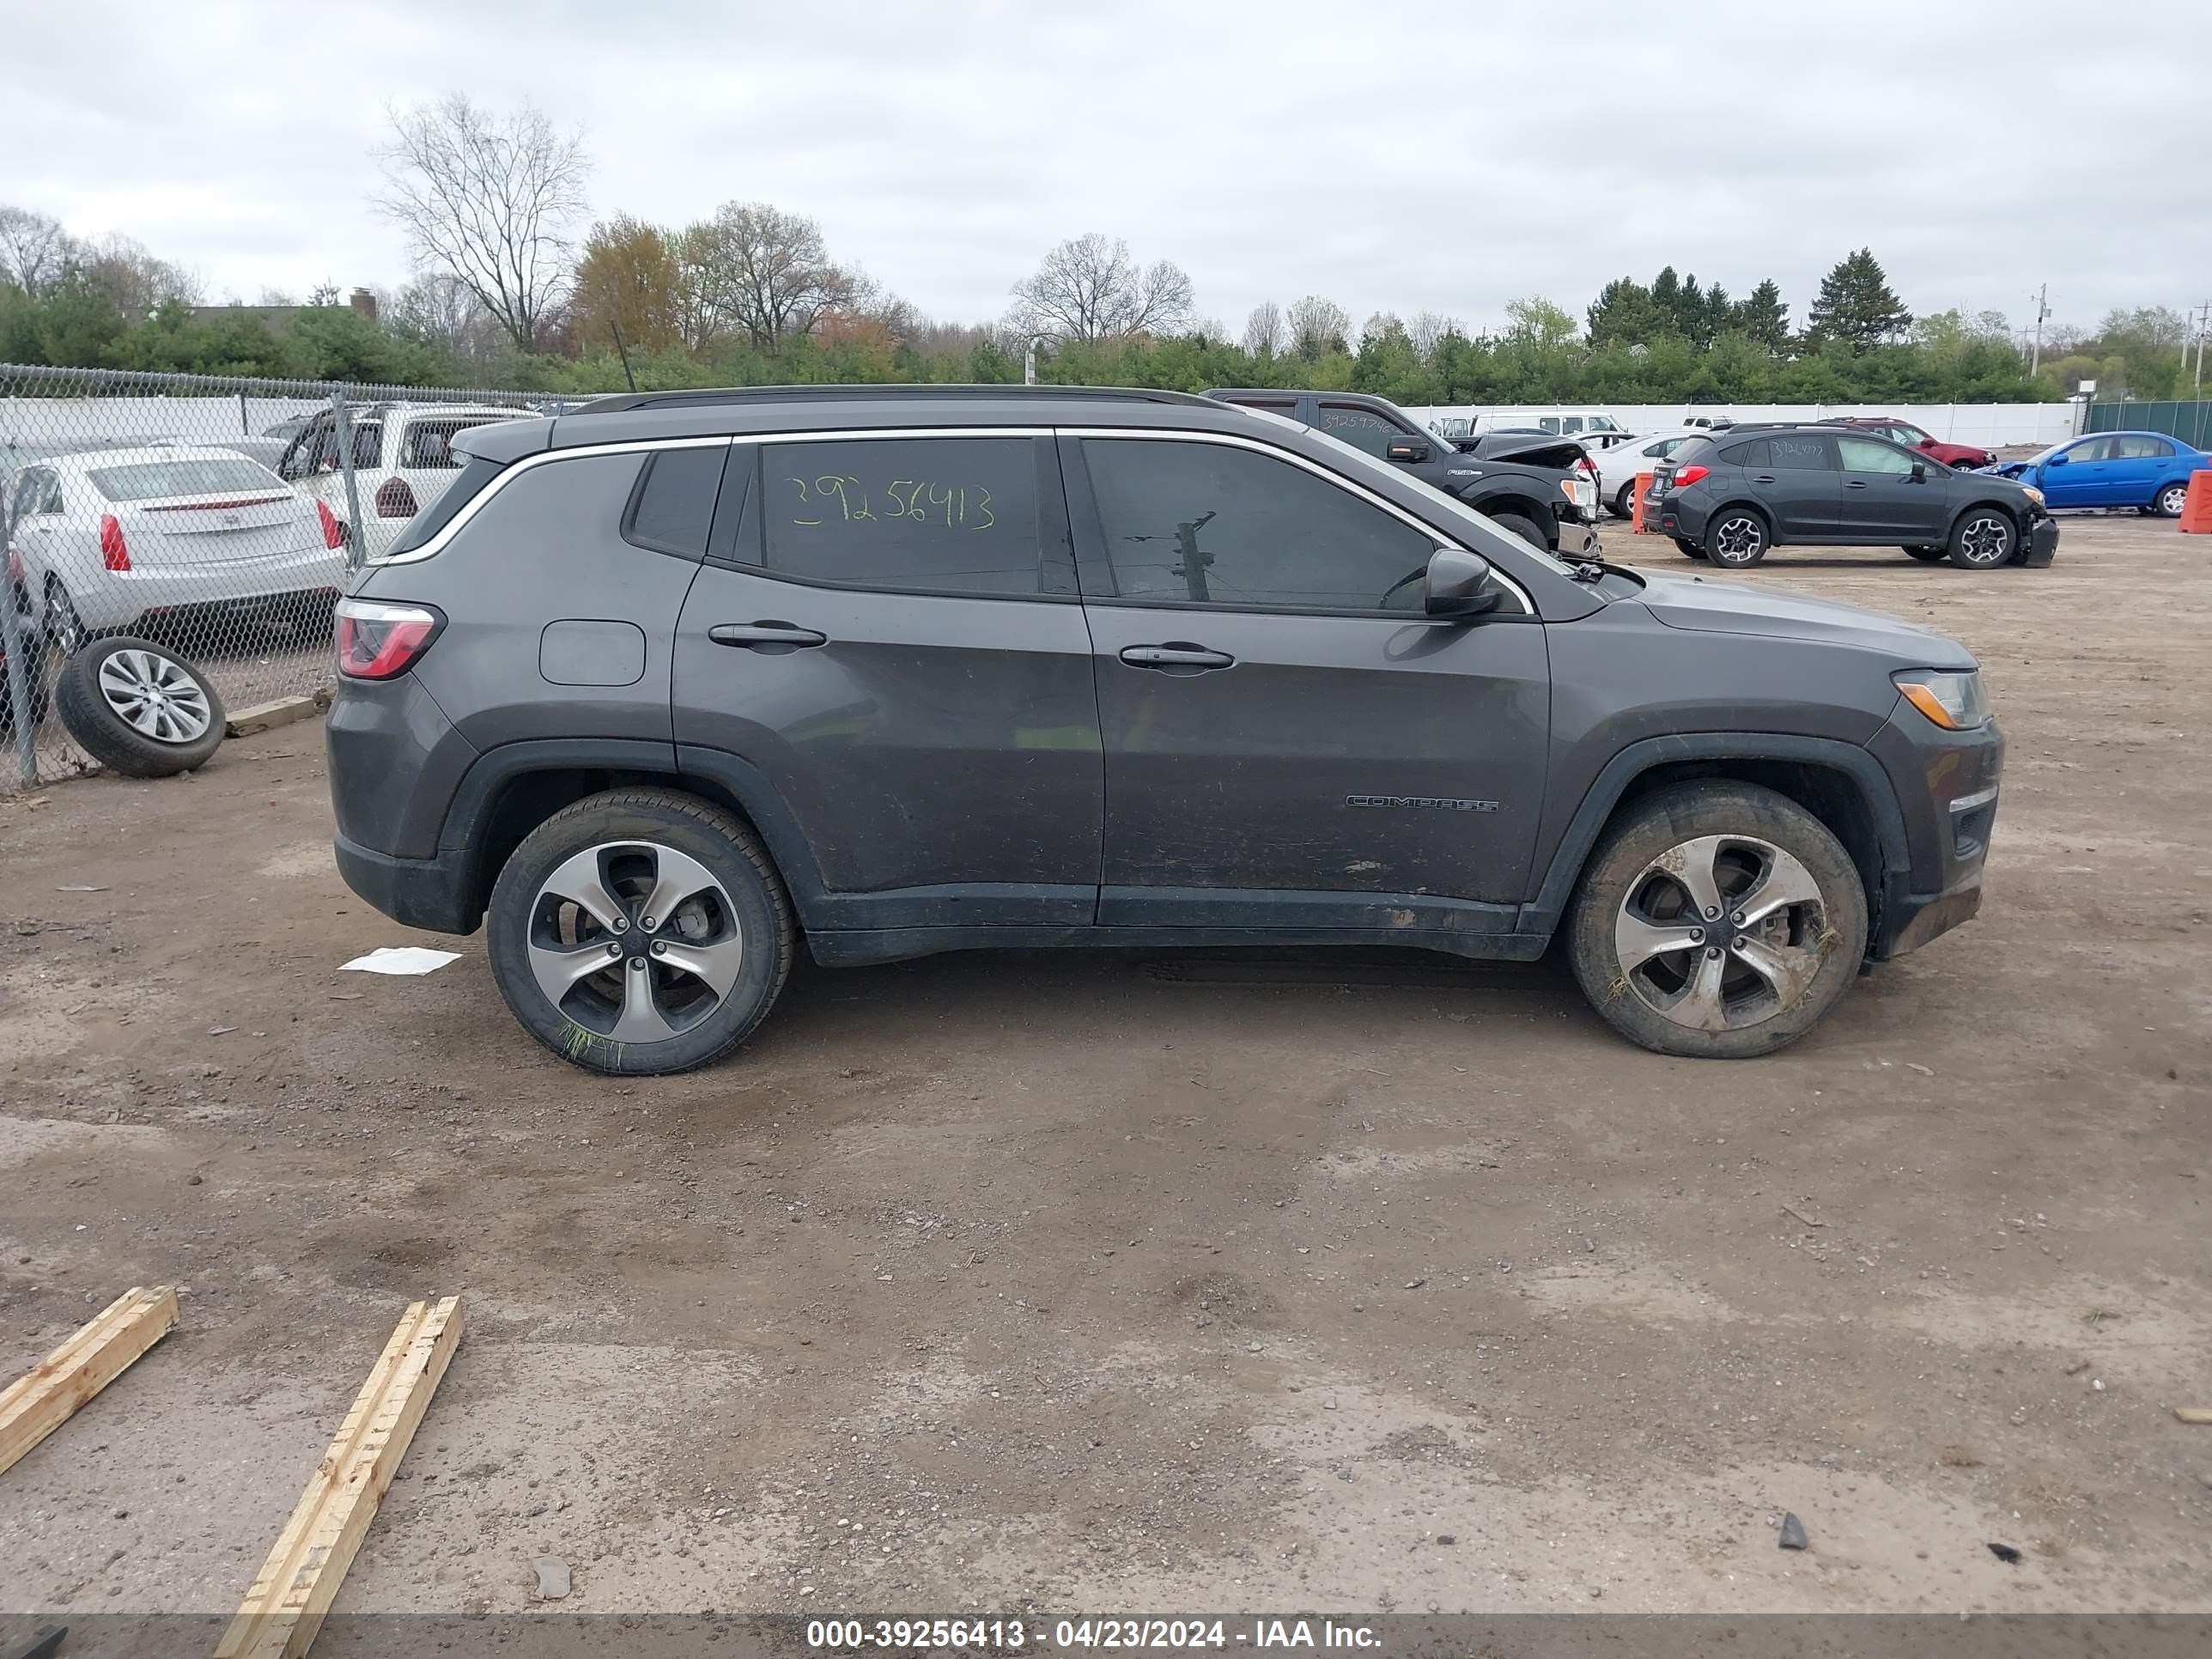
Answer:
[
  {"left": 1591, "top": 431, "right": 1704, "bottom": 518},
  {"left": 5, "top": 446, "right": 348, "bottom": 654}
]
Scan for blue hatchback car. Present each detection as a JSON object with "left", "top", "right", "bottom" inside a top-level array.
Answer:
[{"left": 1995, "top": 431, "right": 2209, "bottom": 517}]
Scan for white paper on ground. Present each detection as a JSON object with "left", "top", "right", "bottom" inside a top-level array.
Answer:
[{"left": 339, "top": 945, "right": 463, "bottom": 975}]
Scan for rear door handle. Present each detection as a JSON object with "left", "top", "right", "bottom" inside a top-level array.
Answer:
[
  {"left": 708, "top": 621, "right": 828, "bottom": 650},
  {"left": 1751, "top": 474, "right": 1777, "bottom": 484},
  {"left": 1844, "top": 480, "right": 1869, "bottom": 489},
  {"left": 1119, "top": 643, "right": 1235, "bottom": 672}
]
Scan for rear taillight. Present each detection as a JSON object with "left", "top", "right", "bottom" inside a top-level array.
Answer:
[
  {"left": 316, "top": 499, "right": 346, "bottom": 550},
  {"left": 335, "top": 598, "right": 443, "bottom": 680},
  {"left": 6, "top": 549, "right": 21, "bottom": 582},
  {"left": 1576, "top": 456, "right": 1596, "bottom": 476},
  {"left": 1671, "top": 464, "right": 1710, "bottom": 489},
  {"left": 374, "top": 476, "right": 420, "bottom": 519},
  {"left": 100, "top": 514, "right": 131, "bottom": 572}
]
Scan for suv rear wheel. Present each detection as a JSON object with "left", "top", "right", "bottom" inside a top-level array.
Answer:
[
  {"left": 1705, "top": 510, "right": 1769, "bottom": 568},
  {"left": 1565, "top": 781, "right": 1868, "bottom": 1059},
  {"left": 1903, "top": 545, "right": 1948, "bottom": 562},
  {"left": 486, "top": 787, "right": 793, "bottom": 1076}
]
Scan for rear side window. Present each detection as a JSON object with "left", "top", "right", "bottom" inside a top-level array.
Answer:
[
  {"left": 400, "top": 417, "right": 504, "bottom": 470},
  {"left": 1769, "top": 434, "right": 1835, "bottom": 471},
  {"left": 2112, "top": 434, "right": 2171, "bottom": 459},
  {"left": 623, "top": 446, "right": 725, "bottom": 558},
  {"left": 759, "top": 437, "right": 1042, "bottom": 597}
]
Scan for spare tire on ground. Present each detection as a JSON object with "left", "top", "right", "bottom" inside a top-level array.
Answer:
[{"left": 54, "top": 635, "right": 226, "bottom": 777}]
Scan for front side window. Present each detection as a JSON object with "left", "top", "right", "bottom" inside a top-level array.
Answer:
[
  {"left": 759, "top": 437, "right": 1042, "bottom": 597},
  {"left": 1768, "top": 434, "right": 1836, "bottom": 471},
  {"left": 1316, "top": 405, "right": 1401, "bottom": 458},
  {"left": 2064, "top": 437, "right": 2114, "bottom": 463},
  {"left": 1084, "top": 437, "right": 1437, "bottom": 614},
  {"left": 1836, "top": 436, "right": 1917, "bottom": 476}
]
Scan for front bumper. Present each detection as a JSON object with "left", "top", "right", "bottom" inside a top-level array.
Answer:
[
  {"left": 1865, "top": 704, "right": 2005, "bottom": 959},
  {"left": 2020, "top": 514, "right": 2060, "bottom": 567}
]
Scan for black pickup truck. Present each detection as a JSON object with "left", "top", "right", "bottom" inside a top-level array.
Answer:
[{"left": 1206, "top": 388, "right": 1601, "bottom": 556}]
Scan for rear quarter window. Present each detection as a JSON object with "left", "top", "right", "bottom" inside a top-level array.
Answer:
[
  {"left": 385, "top": 453, "right": 508, "bottom": 557},
  {"left": 622, "top": 445, "right": 727, "bottom": 559},
  {"left": 1718, "top": 438, "right": 1768, "bottom": 466}
]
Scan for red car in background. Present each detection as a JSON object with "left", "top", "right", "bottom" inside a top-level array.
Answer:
[{"left": 1826, "top": 416, "right": 1996, "bottom": 471}]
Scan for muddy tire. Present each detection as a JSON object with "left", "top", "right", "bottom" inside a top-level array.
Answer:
[
  {"left": 1673, "top": 537, "right": 1708, "bottom": 560},
  {"left": 1565, "top": 781, "right": 1868, "bottom": 1059},
  {"left": 53, "top": 635, "right": 225, "bottom": 778},
  {"left": 485, "top": 787, "right": 793, "bottom": 1077},
  {"left": 1486, "top": 511, "right": 1547, "bottom": 551},
  {"left": 1904, "top": 545, "right": 1948, "bottom": 562}
]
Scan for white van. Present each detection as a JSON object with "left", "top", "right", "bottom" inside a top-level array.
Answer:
[{"left": 1425, "top": 409, "right": 1630, "bottom": 442}]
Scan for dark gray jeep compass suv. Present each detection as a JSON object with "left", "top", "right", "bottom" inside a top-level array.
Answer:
[{"left": 327, "top": 386, "right": 2002, "bottom": 1073}]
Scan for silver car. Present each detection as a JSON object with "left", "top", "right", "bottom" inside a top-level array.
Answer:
[{"left": 6, "top": 446, "right": 347, "bottom": 653}]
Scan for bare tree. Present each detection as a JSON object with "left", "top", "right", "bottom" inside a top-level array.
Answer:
[
  {"left": 374, "top": 94, "right": 590, "bottom": 352},
  {"left": 1407, "top": 309, "right": 1460, "bottom": 361},
  {"left": 0, "top": 205, "right": 74, "bottom": 298},
  {"left": 79, "top": 233, "right": 202, "bottom": 313},
  {"left": 1242, "top": 301, "right": 1285, "bottom": 355},
  {"left": 685, "top": 203, "right": 855, "bottom": 356},
  {"left": 1286, "top": 295, "right": 1350, "bottom": 357},
  {"left": 1010, "top": 233, "right": 1194, "bottom": 343},
  {"left": 389, "top": 270, "right": 507, "bottom": 369}
]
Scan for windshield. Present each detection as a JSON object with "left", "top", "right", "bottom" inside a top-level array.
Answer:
[
  {"left": 1293, "top": 422, "right": 1579, "bottom": 581},
  {"left": 89, "top": 458, "right": 286, "bottom": 501}
]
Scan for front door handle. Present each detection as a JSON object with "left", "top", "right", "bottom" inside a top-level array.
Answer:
[
  {"left": 1844, "top": 480, "right": 1869, "bottom": 490},
  {"left": 1119, "top": 642, "right": 1235, "bottom": 673},
  {"left": 709, "top": 621, "right": 828, "bottom": 650}
]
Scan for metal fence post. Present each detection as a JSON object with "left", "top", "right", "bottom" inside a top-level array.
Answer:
[
  {"left": 2, "top": 473, "right": 40, "bottom": 787},
  {"left": 331, "top": 388, "right": 368, "bottom": 574}
]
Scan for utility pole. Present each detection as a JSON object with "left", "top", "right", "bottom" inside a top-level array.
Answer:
[
  {"left": 2192, "top": 301, "right": 2210, "bottom": 392},
  {"left": 2028, "top": 283, "right": 2051, "bottom": 376}
]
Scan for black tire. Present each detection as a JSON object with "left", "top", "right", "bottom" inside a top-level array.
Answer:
[
  {"left": 1486, "top": 511, "right": 1547, "bottom": 551},
  {"left": 1565, "top": 781, "right": 1869, "bottom": 1059},
  {"left": 1610, "top": 483, "right": 1636, "bottom": 520},
  {"left": 0, "top": 669, "right": 49, "bottom": 733},
  {"left": 2152, "top": 480, "right": 2190, "bottom": 519},
  {"left": 53, "top": 635, "right": 225, "bottom": 777},
  {"left": 1946, "top": 507, "right": 2015, "bottom": 569},
  {"left": 1706, "top": 508, "right": 1770, "bottom": 568},
  {"left": 1904, "top": 545, "right": 1948, "bottom": 562},
  {"left": 1673, "top": 537, "right": 1708, "bottom": 560},
  {"left": 44, "top": 580, "right": 87, "bottom": 658},
  {"left": 485, "top": 787, "right": 794, "bottom": 1077}
]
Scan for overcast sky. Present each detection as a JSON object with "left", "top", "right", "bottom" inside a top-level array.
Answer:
[{"left": 9, "top": 0, "right": 2209, "bottom": 338}]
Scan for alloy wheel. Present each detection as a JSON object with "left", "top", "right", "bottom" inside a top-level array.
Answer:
[
  {"left": 2157, "top": 483, "right": 2188, "bottom": 517},
  {"left": 97, "top": 646, "right": 213, "bottom": 744},
  {"left": 46, "top": 586, "right": 84, "bottom": 658},
  {"left": 1612, "top": 833, "right": 1829, "bottom": 1033},
  {"left": 1711, "top": 516, "right": 1763, "bottom": 563},
  {"left": 1955, "top": 514, "right": 2012, "bottom": 566},
  {"left": 526, "top": 841, "right": 745, "bottom": 1044}
]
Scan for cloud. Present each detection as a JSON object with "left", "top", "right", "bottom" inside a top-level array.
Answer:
[{"left": 9, "top": 0, "right": 2208, "bottom": 332}]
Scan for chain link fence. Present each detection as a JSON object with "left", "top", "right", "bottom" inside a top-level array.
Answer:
[{"left": 1, "top": 363, "right": 579, "bottom": 790}]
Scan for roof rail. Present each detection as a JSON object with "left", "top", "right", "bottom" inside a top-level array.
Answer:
[{"left": 574, "top": 384, "right": 1221, "bottom": 416}]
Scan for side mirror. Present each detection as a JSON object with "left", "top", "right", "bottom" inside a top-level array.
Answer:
[
  {"left": 2045, "top": 453, "right": 2069, "bottom": 467},
  {"left": 1910, "top": 461, "right": 1927, "bottom": 482},
  {"left": 1386, "top": 437, "right": 1431, "bottom": 465},
  {"left": 1424, "top": 546, "right": 1503, "bottom": 619}
]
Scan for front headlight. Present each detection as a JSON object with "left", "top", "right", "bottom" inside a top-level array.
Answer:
[
  {"left": 1893, "top": 669, "right": 1990, "bottom": 731},
  {"left": 2020, "top": 485, "right": 2045, "bottom": 507}
]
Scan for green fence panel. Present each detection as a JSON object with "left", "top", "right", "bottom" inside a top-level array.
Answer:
[{"left": 2087, "top": 399, "right": 2212, "bottom": 448}]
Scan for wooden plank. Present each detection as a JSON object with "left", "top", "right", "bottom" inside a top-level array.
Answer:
[
  {"left": 0, "top": 1285, "right": 177, "bottom": 1479},
  {"left": 2177, "top": 1407, "right": 2212, "bottom": 1425},
  {"left": 224, "top": 696, "right": 325, "bottom": 739},
  {"left": 214, "top": 1296, "right": 463, "bottom": 1659}
]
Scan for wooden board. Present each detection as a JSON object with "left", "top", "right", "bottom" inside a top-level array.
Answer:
[
  {"left": 0, "top": 1285, "right": 177, "bottom": 1478},
  {"left": 224, "top": 696, "right": 325, "bottom": 739},
  {"left": 2177, "top": 1407, "right": 2212, "bottom": 1425},
  {"left": 214, "top": 1296, "right": 463, "bottom": 1659}
]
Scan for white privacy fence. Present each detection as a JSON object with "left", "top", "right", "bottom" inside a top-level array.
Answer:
[{"left": 1406, "top": 403, "right": 2084, "bottom": 450}]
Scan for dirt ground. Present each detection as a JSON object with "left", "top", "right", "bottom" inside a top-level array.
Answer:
[{"left": 2, "top": 514, "right": 2207, "bottom": 1621}]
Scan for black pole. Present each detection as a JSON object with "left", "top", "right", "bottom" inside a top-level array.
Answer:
[{"left": 610, "top": 320, "right": 637, "bottom": 392}]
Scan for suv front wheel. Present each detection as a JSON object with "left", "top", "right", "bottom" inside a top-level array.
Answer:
[
  {"left": 486, "top": 787, "right": 794, "bottom": 1076},
  {"left": 1565, "top": 781, "right": 1868, "bottom": 1059}
]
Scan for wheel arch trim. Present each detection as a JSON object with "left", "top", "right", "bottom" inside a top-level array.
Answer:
[{"left": 1518, "top": 732, "right": 1910, "bottom": 938}]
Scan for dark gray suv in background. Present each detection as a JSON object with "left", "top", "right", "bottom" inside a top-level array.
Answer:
[{"left": 327, "top": 386, "right": 2003, "bottom": 1073}]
